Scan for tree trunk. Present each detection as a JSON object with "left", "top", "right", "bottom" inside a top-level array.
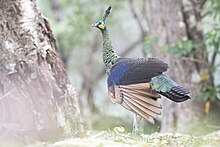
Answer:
[
  {"left": 0, "top": 0, "right": 83, "bottom": 144},
  {"left": 145, "top": 0, "right": 206, "bottom": 134}
]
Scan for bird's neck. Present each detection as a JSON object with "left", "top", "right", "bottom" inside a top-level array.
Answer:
[{"left": 101, "top": 27, "right": 119, "bottom": 69}]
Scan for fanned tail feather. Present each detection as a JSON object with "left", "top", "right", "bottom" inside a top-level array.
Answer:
[
  {"left": 121, "top": 89, "right": 161, "bottom": 109},
  {"left": 109, "top": 83, "right": 161, "bottom": 124},
  {"left": 121, "top": 85, "right": 161, "bottom": 100},
  {"left": 122, "top": 92, "right": 161, "bottom": 116},
  {"left": 160, "top": 86, "right": 190, "bottom": 102},
  {"left": 123, "top": 98, "right": 156, "bottom": 124}
]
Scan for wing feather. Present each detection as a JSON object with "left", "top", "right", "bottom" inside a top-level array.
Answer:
[{"left": 108, "top": 58, "right": 168, "bottom": 87}]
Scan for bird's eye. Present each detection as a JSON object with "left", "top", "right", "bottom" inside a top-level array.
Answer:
[{"left": 98, "top": 22, "right": 102, "bottom": 25}]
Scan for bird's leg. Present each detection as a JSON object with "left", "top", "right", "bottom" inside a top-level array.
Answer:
[{"left": 132, "top": 114, "right": 142, "bottom": 136}]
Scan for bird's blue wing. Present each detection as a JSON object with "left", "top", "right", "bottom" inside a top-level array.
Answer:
[
  {"left": 107, "top": 62, "right": 129, "bottom": 86},
  {"left": 107, "top": 58, "right": 169, "bottom": 87}
]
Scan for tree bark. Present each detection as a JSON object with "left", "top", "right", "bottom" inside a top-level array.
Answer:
[
  {"left": 145, "top": 0, "right": 205, "bottom": 134},
  {"left": 0, "top": 0, "right": 83, "bottom": 144}
]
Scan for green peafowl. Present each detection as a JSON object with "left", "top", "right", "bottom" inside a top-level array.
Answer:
[{"left": 92, "top": 6, "right": 190, "bottom": 133}]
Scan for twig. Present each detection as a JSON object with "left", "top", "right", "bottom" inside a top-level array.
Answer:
[
  {"left": 211, "top": 51, "right": 217, "bottom": 66},
  {"left": 173, "top": 56, "right": 208, "bottom": 64},
  {"left": 129, "top": 0, "right": 145, "bottom": 37},
  {"left": 0, "top": 122, "right": 25, "bottom": 129},
  {"left": 201, "top": 11, "right": 210, "bottom": 18},
  {"left": 200, "top": 0, "right": 207, "bottom": 9},
  {"left": 206, "top": 124, "right": 220, "bottom": 129},
  {"left": 142, "top": 0, "right": 147, "bottom": 15},
  {"left": 0, "top": 89, "right": 15, "bottom": 101},
  {"left": 120, "top": 39, "right": 143, "bottom": 55},
  {"left": 209, "top": 51, "right": 217, "bottom": 87},
  {"left": 91, "top": 131, "right": 107, "bottom": 139}
]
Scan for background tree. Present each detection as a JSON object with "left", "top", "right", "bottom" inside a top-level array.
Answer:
[
  {"left": 0, "top": 0, "right": 83, "bottom": 144},
  {"left": 144, "top": 0, "right": 220, "bottom": 134}
]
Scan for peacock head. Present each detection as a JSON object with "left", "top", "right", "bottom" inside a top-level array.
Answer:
[
  {"left": 91, "top": 20, "right": 106, "bottom": 30},
  {"left": 92, "top": 6, "right": 111, "bottom": 31}
]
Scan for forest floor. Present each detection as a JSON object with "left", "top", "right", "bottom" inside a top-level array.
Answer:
[{"left": 28, "top": 129, "right": 220, "bottom": 147}]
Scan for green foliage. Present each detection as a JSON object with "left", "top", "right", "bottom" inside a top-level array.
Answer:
[
  {"left": 159, "top": 0, "right": 220, "bottom": 102},
  {"left": 113, "top": 126, "right": 125, "bottom": 134},
  {"left": 29, "top": 131, "right": 220, "bottom": 146},
  {"left": 202, "top": 85, "right": 220, "bottom": 102},
  {"left": 66, "top": 119, "right": 72, "bottom": 135},
  {"left": 205, "top": 0, "right": 220, "bottom": 20},
  {"left": 160, "top": 40, "right": 198, "bottom": 58},
  {"left": 143, "top": 35, "right": 158, "bottom": 56},
  {"left": 160, "top": 33, "right": 220, "bottom": 102},
  {"left": 204, "top": 25, "right": 220, "bottom": 53},
  {"left": 202, "top": 0, "right": 220, "bottom": 102},
  {"left": 39, "top": 0, "right": 96, "bottom": 56}
]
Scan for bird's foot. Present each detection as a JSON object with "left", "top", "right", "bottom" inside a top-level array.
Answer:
[
  {"left": 132, "top": 114, "right": 143, "bottom": 138},
  {"left": 132, "top": 128, "right": 142, "bottom": 137}
]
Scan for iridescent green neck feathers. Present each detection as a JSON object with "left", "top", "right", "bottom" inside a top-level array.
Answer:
[{"left": 102, "top": 27, "right": 119, "bottom": 69}]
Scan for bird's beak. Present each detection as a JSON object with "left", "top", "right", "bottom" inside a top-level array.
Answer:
[{"left": 91, "top": 23, "right": 96, "bottom": 27}]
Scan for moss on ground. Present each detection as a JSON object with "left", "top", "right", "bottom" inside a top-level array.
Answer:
[{"left": 26, "top": 129, "right": 220, "bottom": 147}]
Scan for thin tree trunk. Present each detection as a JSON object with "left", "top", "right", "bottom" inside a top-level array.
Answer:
[
  {"left": 145, "top": 0, "right": 205, "bottom": 133},
  {"left": 0, "top": 0, "right": 83, "bottom": 144},
  {"left": 80, "top": 40, "right": 99, "bottom": 130}
]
